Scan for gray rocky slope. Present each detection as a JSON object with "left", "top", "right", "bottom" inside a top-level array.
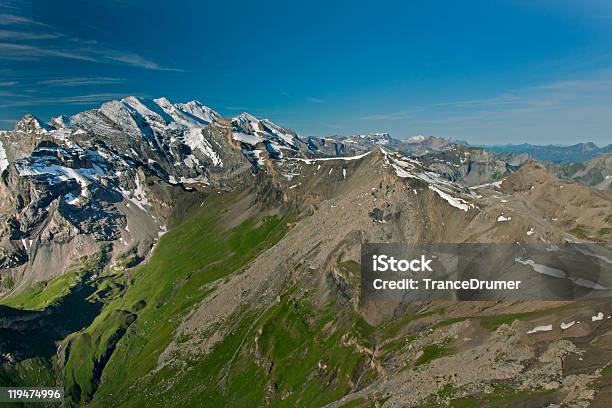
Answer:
[{"left": 548, "top": 153, "right": 612, "bottom": 193}]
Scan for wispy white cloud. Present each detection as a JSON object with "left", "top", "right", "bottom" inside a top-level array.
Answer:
[
  {"left": 37, "top": 77, "right": 124, "bottom": 86},
  {"left": 0, "top": 9, "right": 183, "bottom": 71},
  {"left": 0, "top": 29, "right": 59, "bottom": 40},
  {"left": 306, "top": 96, "right": 324, "bottom": 103},
  {"left": 428, "top": 70, "right": 612, "bottom": 120},
  {"left": 361, "top": 109, "right": 413, "bottom": 121},
  {"left": 419, "top": 112, "right": 491, "bottom": 124},
  {"left": 0, "top": 89, "right": 19, "bottom": 96},
  {"left": 103, "top": 50, "right": 184, "bottom": 71},
  {"left": 0, "top": 41, "right": 183, "bottom": 70},
  {"left": 0, "top": 0, "right": 21, "bottom": 11},
  {"left": 432, "top": 93, "right": 523, "bottom": 108},
  {"left": 0, "top": 13, "right": 47, "bottom": 26},
  {"left": 0, "top": 92, "right": 141, "bottom": 108},
  {"left": 107, "top": 0, "right": 148, "bottom": 7},
  {"left": 533, "top": 77, "right": 612, "bottom": 92},
  {"left": 0, "top": 42, "right": 98, "bottom": 61}
]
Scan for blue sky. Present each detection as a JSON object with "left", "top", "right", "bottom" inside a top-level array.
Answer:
[{"left": 1, "top": 0, "right": 612, "bottom": 145}]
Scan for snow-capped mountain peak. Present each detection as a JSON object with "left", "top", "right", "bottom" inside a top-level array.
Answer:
[
  {"left": 14, "top": 114, "right": 53, "bottom": 134},
  {"left": 121, "top": 96, "right": 173, "bottom": 125},
  {"left": 230, "top": 112, "right": 302, "bottom": 157},
  {"left": 235, "top": 112, "right": 259, "bottom": 123},
  {"left": 152, "top": 96, "right": 173, "bottom": 110},
  {"left": 174, "top": 100, "right": 221, "bottom": 125}
]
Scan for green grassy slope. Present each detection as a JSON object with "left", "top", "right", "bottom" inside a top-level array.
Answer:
[
  {"left": 0, "top": 193, "right": 293, "bottom": 406},
  {"left": 63, "top": 193, "right": 292, "bottom": 405},
  {"left": 64, "top": 192, "right": 379, "bottom": 407}
]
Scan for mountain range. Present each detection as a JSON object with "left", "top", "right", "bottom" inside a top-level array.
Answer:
[
  {"left": 482, "top": 142, "right": 612, "bottom": 163},
  {"left": 1, "top": 96, "right": 611, "bottom": 407}
]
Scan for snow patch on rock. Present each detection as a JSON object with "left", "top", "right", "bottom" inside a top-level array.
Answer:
[
  {"left": 0, "top": 139, "right": 8, "bottom": 173},
  {"left": 527, "top": 324, "right": 553, "bottom": 334},
  {"left": 428, "top": 185, "right": 470, "bottom": 211}
]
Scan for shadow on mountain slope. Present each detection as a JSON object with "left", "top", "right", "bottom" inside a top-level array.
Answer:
[{"left": 0, "top": 282, "right": 102, "bottom": 361}]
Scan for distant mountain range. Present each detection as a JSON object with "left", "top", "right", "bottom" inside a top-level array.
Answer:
[
  {"left": 480, "top": 142, "right": 612, "bottom": 163},
  {"left": 549, "top": 153, "right": 612, "bottom": 192}
]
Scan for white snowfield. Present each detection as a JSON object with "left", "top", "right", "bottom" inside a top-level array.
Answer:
[
  {"left": 527, "top": 324, "right": 553, "bottom": 334},
  {"left": 287, "top": 151, "right": 372, "bottom": 164},
  {"left": 0, "top": 139, "right": 8, "bottom": 173},
  {"left": 560, "top": 321, "right": 575, "bottom": 330},
  {"left": 531, "top": 313, "right": 607, "bottom": 334},
  {"left": 15, "top": 156, "right": 106, "bottom": 198},
  {"left": 515, "top": 257, "right": 608, "bottom": 290},
  {"left": 130, "top": 175, "right": 150, "bottom": 211},
  {"left": 139, "top": 97, "right": 223, "bottom": 167},
  {"left": 175, "top": 100, "right": 221, "bottom": 124},
  {"left": 515, "top": 258, "right": 567, "bottom": 279},
  {"left": 428, "top": 185, "right": 471, "bottom": 211},
  {"left": 232, "top": 131, "right": 262, "bottom": 145},
  {"left": 184, "top": 127, "right": 222, "bottom": 167},
  {"left": 469, "top": 180, "right": 503, "bottom": 189}
]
